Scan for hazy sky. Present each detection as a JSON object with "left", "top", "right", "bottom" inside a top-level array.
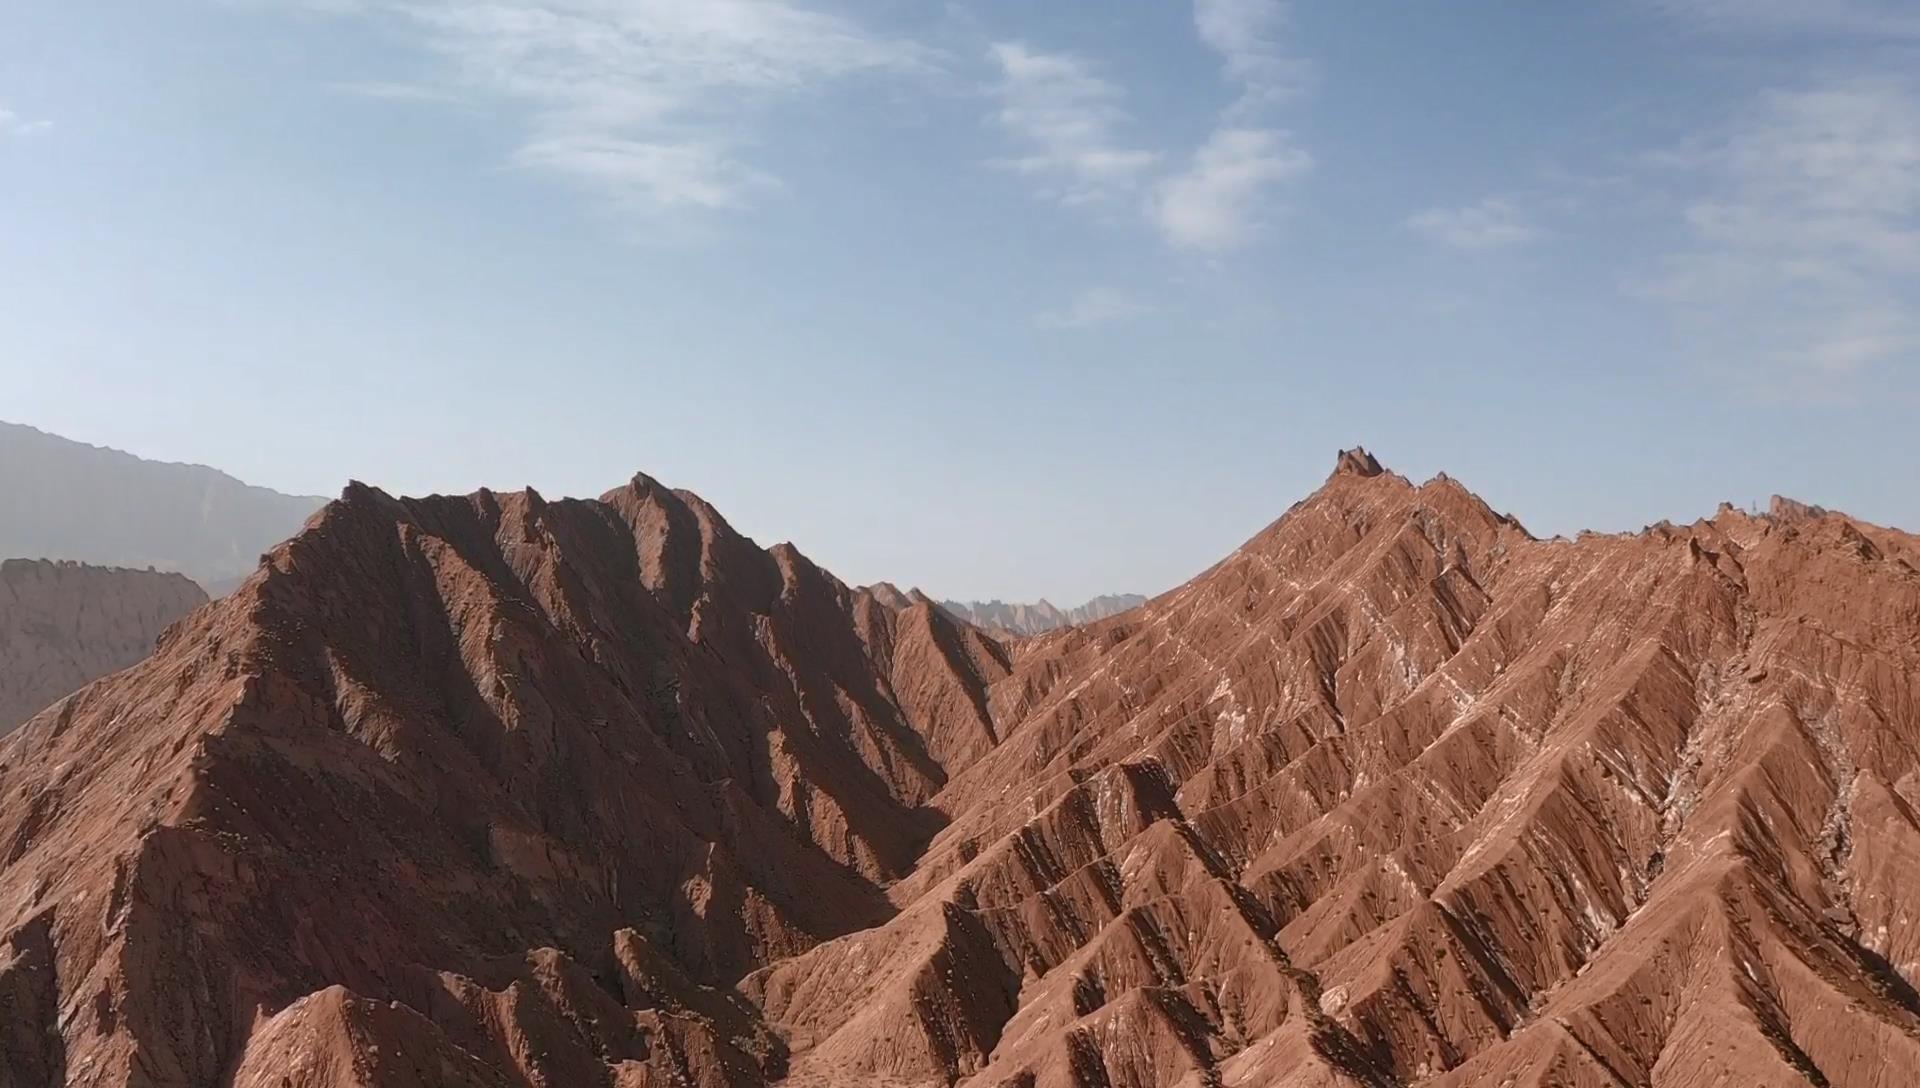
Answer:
[{"left": 3, "top": 2, "right": 1918, "bottom": 603}]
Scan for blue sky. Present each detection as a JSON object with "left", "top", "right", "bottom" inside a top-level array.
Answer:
[{"left": 3, "top": 1, "right": 1918, "bottom": 602}]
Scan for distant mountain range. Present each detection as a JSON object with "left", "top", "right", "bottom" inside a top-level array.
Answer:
[
  {"left": 937, "top": 593, "right": 1147, "bottom": 635},
  {"left": 0, "top": 420, "right": 325, "bottom": 592}
]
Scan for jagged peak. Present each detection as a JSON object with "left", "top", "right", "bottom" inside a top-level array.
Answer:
[
  {"left": 1416, "top": 472, "right": 1533, "bottom": 540},
  {"left": 308, "top": 480, "right": 406, "bottom": 539},
  {"left": 609, "top": 470, "right": 700, "bottom": 518},
  {"left": 863, "top": 581, "right": 913, "bottom": 610},
  {"left": 624, "top": 470, "right": 667, "bottom": 495},
  {"left": 606, "top": 472, "right": 762, "bottom": 557},
  {"left": 608, "top": 471, "right": 689, "bottom": 519},
  {"left": 1767, "top": 495, "right": 1829, "bottom": 523},
  {"left": 1332, "top": 446, "right": 1385, "bottom": 478},
  {"left": 338, "top": 478, "right": 392, "bottom": 504}
]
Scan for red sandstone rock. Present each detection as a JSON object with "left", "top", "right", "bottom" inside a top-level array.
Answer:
[{"left": 4, "top": 449, "right": 1919, "bottom": 1087}]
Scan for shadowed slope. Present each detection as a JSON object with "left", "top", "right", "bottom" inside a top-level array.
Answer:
[{"left": 0, "top": 476, "right": 1004, "bottom": 1086}]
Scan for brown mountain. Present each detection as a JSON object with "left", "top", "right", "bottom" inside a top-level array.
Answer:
[
  {"left": 4, "top": 450, "right": 1920, "bottom": 1087},
  {"left": 0, "top": 559, "right": 207, "bottom": 735},
  {"left": 0, "top": 420, "right": 325, "bottom": 591},
  {"left": 940, "top": 594, "right": 1149, "bottom": 637}
]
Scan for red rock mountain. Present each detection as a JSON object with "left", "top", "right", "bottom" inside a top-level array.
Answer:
[
  {"left": 0, "top": 559, "right": 208, "bottom": 735},
  {"left": 4, "top": 451, "right": 1919, "bottom": 1087}
]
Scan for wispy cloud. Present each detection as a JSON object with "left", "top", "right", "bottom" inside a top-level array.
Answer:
[
  {"left": 1152, "top": 127, "right": 1310, "bottom": 251},
  {"left": 515, "top": 135, "right": 775, "bottom": 211},
  {"left": 986, "top": 42, "right": 1158, "bottom": 206},
  {"left": 293, "top": 0, "right": 928, "bottom": 215},
  {"left": 1036, "top": 287, "right": 1152, "bottom": 329},
  {"left": 1155, "top": 0, "right": 1310, "bottom": 251},
  {"left": 1643, "top": 77, "right": 1920, "bottom": 377},
  {"left": 1193, "top": 0, "right": 1312, "bottom": 113},
  {"left": 0, "top": 106, "right": 52, "bottom": 136},
  {"left": 1406, "top": 197, "right": 1541, "bottom": 250},
  {"left": 980, "top": 3, "right": 1312, "bottom": 252}
]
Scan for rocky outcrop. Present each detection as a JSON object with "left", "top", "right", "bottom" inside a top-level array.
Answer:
[
  {"left": 0, "top": 558, "right": 207, "bottom": 734},
  {"left": 939, "top": 594, "right": 1149, "bottom": 637},
  {"left": 4, "top": 448, "right": 1919, "bottom": 1087}
]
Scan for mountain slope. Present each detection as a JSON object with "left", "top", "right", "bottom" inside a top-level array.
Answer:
[
  {"left": 0, "top": 473, "right": 1008, "bottom": 1086},
  {"left": 0, "top": 421, "right": 325, "bottom": 589},
  {"left": 0, "top": 559, "right": 207, "bottom": 734},
  {"left": 4, "top": 450, "right": 1919, "bottom": 1087},
  {"left": 939, "top": 594, "right": 1149, "bottom": 636}
]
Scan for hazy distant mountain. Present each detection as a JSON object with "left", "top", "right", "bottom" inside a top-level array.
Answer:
[
  {"left": 938, "top": 592, "right": 1147, "bottom": 635},
  {"left": 0, "top": 558, "right": 206, "bottom": 733},
  {"left": 0, "top": 421, "right": 325, "bottom": 591}
]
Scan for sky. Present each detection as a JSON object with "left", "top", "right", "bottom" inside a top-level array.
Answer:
[{"left": 3, "top": 1, "right": 1918, "bottom": 604}]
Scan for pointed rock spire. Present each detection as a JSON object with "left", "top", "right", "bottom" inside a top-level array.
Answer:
[{"left": 1332, "top": 446, "right": 1385, "bottom": 478}]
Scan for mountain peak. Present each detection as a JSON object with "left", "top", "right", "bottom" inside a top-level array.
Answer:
[
  {"left": 1768, "top": 494, "right": 1830, "bottom": 522},
  {"left": 1332, "top": 445, "right": 1385, "bottom": 478}
]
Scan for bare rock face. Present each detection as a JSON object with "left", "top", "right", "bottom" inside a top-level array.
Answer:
[
  {"left": 4, "top": 452, "right": 1920, "bottom": 1087},
  {"left": 0, "top": 559, "right": 207, "bottom": 734},
  {"left": 939, "top": 594, "right": 1150, "bottom": 637}
]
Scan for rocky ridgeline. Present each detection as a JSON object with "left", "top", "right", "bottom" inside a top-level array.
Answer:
[{"left": 3, "top": 449, "right": 1918, "bottom": 1087}]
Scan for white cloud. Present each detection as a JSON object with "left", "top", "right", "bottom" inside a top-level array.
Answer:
[
  {"left": 1146, "top": 1, "right": 1311, "bottom": 251},
  {"left": 292, "top": 0, "right": 927, "bottom": 215},
  {"left": 982, "top": 3, "right": 1315, "bottom": 253},
  {"left": 1407, "top": 198, "right": 1540, "bottom": 250},
  {"left": 1684, "top": 84, "right": 1920, "bottom": 263},
  {"left": 514, "top": 135, "right": 774, "bottom": 210},
  {"left": 1644, "top": 78, "right": 1920, "bottom": 376},
  {"left": 1151, "top": 127, "right": 1310, "bottom": 251},
  {"left": 1036, "top": 287, "right": 1151, "bottom": 329},
  {"left": 1193, "top": 0, "right": 1311, "bottom": 112},
  {"left": 986, "top": 42, "right": 1158, "bottom": 205},
  {"left": 0, "top": 107, "right": 51, "bottom": 136}
]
